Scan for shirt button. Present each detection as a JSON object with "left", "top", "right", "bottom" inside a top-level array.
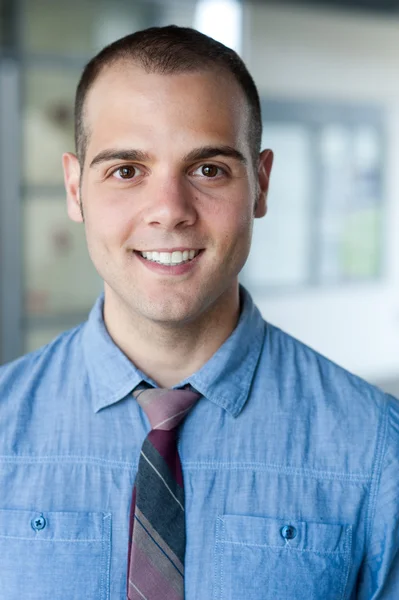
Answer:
[
  {"left": 281, "top": 525, "right": 297, "bottom": 540},
  {"left": 31, "top": 515, "right": 46, "bottom": 531}
]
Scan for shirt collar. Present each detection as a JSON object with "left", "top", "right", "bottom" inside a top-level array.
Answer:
[{"left": 82, "top": 286, "right": 265, "bottom": 417}]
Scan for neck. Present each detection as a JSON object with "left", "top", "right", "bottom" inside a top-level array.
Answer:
[{"left": 103, "top": 286, "right": 240, "bottom": 388}]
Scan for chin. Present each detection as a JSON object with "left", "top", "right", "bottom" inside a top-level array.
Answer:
[
  {"left": 137, "top": 290, "right": 200, "bottom": 321},
  {"left": 143, "top": 306, "right": 195, "bottom": 326}
]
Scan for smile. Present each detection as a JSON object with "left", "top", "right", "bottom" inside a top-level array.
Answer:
[{"left": 138, "top": 249, "right": 201, "bottom": 266}]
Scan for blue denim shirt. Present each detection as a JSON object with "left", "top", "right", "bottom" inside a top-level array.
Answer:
[{"left": 0, "top": 287, "right": 398, "bottom": 599}]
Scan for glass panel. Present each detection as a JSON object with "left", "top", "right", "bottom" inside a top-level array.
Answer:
[
  {"left": 23, "top": 196, "right": 103, "bottom": 318},
  {"left": 342, "top": 126, "right": 382, "bottom": 278},
  {"left": 318, "top": 125, "right": 352, "bottom": 283},
  {"left": 23, "top": 68, "right": 79, "bottom": 185},
  {"left": 318, "top": 123, "right": 383, "bottom": 282}
]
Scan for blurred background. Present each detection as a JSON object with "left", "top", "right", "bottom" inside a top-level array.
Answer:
[{"left": 1, "top": 0, "right": 399, "bottom": 394}]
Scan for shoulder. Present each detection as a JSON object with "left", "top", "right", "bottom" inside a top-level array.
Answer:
[
  {"left": 0, "top": 323, "right": 85, "bottom": 400},
  {"left": 250, "top": 321, "right": 398, "bottom": 474},
  {"left": 255, "top": 322, "right": 395, "bottom": 455},
  {"left": 262, "top": 321, "right": 389, "bottom": 408}
]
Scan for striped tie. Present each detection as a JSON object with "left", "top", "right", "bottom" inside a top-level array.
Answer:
[{"left": 127, "top": 386, "right": 201, "bottom": 600}]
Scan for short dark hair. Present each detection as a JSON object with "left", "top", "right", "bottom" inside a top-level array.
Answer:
[{"left": 74, "top": 25, "right": 262, "bottom": 167}]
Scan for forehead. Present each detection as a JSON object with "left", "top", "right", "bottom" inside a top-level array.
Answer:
[{"left": 83, "top": 62, "right": 250, "bottom": 157}]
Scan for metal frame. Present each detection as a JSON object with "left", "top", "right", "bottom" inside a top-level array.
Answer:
[{"left": 0, "top": 59, "right": 22, "bottom": 363}]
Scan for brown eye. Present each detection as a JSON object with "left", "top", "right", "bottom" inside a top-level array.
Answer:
[
  {"left": 117, "top": 166, "right": 136, "bottom": 179},
  {"left": 201, "top": 164, "right": 219, "bottom": 177}
]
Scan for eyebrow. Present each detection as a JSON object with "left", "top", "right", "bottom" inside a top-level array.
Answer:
[
  {"left": 90, "top": 149, "right": 149, "bottom": 168},
  {"left": 183, "top": 145, "right": 247, "bottom": 165},
  {"left": 89, "top": 145, "right": 247, "bottom": 168}
]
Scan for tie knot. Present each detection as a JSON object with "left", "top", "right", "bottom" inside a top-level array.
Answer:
[{"left": 133, "top": 386, "right": 201, "bottom": 431}]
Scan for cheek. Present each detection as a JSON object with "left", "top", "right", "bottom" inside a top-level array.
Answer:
[
  {"left": 83, "top": 186, "right": 136, "bottom": 245},
  {"left": 215, "top": 201, "right": 253, "bottom": 246}
]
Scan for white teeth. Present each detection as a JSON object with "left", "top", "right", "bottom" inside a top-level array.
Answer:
[
  {"left": 159, "top": 252, "right": 171, "bottom": 264},
  {"left": 139, "top": 249, "right": 199, "bottom": 265},
  {"left": 171, "top": 251, "right": 183, "bottom": 264}
]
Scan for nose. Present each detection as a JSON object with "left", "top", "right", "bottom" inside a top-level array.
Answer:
[{"left": 144, "top": 174, "right": 197, "bottom": 231}]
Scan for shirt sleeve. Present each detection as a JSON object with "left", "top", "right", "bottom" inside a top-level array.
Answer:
[{"left": 357, "top": 394, "right": 399, "bottom": 599}]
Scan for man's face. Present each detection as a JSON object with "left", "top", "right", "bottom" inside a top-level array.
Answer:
[{"left": 63, "top": 63, "right": 272, "bottom": 327}]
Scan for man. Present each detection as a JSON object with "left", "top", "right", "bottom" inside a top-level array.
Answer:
[{"left": 0, "top": 25, "right": 397, "bottom": 600}]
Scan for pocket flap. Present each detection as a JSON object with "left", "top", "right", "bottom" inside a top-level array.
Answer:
[
  {"left": 218, "top": 514, "right": 352, "bottom": 554},
  {"left": 0, "top": 509, "right": 109, "bottom": 541}
]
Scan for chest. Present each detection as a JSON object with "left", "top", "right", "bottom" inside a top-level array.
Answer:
[{"left": 0, "top": 460, "right": 369, "bottom": 599}]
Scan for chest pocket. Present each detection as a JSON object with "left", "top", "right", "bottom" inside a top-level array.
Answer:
[
  {"left": 0, "top": 508, "right": 111, "bottom": 600},
  {"left": 214, "top": 514, "right": 352, "bottom": 600}
]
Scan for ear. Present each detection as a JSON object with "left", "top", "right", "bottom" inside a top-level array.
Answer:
[
  {"left": 254, "top": 149, "right": 273, "bottom": 219},
  {"left": 63, "top": 152, "right": 83, "bottom": 223}
]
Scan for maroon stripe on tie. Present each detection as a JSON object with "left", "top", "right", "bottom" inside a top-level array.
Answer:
[
  {"left": 127, "top": 486, "right": 137, "bottom": 589},
  {"left": 148, "top": 429, "right": 184, "bottom": 486}
]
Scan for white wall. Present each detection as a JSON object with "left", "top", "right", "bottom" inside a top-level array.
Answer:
[{"left": 244, "top": 3, "right": 399, "bottom": 381}]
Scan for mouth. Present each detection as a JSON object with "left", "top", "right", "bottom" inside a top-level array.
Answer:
[{"left": 134, "top": 249, "right": 203, "bottom": 266}]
